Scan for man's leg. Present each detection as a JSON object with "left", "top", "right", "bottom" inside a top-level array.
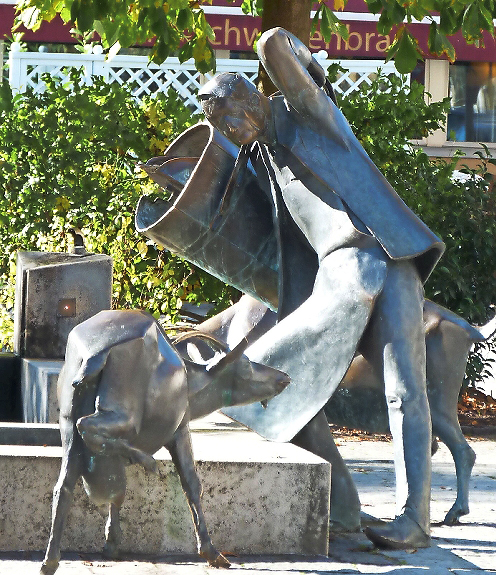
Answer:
[
  {"left": 221, "top": 243, "right": 388, "bottom": 529},
  {"left": 222, "top": 244, "right": 388, "bottom": 443},
  {"left": 200, "top": 294, "right": 363, "bottom": 530},
  {"left": 291, "top": 409, "right": 362, "bottom": 531},
  {"left": 362, "top": 259, "right": 431, "bottom": 549}
]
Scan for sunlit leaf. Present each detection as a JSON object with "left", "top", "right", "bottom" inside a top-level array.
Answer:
[{"left": 392, "top": 28, "right": 419, "bottom": 74}]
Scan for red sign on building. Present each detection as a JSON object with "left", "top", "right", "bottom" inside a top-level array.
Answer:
[{"left": 1, "top": 0, "right": 495, "bottom": 62}]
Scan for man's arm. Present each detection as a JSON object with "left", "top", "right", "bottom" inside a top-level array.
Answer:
[{"left": 257, "top": 27, "right": 350, "bottom": 150}]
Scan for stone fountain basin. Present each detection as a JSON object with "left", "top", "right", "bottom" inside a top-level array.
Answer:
[{"left": 0, "top": 420, "right": 330, "bottom": 557}]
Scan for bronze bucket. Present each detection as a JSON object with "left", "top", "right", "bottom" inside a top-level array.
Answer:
[{"left": 135, "top": 123, "right": 279, "bottom": 310}]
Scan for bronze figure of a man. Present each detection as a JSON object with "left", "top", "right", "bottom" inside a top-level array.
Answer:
[{"left": 198, "top": 27, "right": 445, "bottom": 549}]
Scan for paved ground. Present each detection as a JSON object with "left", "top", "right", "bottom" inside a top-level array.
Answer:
[{"left": 1, "top": 436, "right": 494, "bottom": 575}]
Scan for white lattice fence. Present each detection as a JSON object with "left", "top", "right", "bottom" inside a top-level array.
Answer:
[
  {"left": 8, "top": 50, "right": 97, "bottom": 94},
  {"left": 331, "top": 60, "right": 401, "bottom": 95},
  {"left": 205, "top": 58, "right": 260, "bottom": 85},
  {"left": 105, "top": 56, "right": 203, "bottom": 109},
  {"left": 8, "top": 49, "right": 402, "bottom": 111}
]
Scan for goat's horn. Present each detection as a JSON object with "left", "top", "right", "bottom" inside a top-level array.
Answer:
[
  {"left": 207, "top": 336, "right": 251, "bottom": 373},
  {"left": 172, "top": 330, "right": 229, "bottom": 352}
]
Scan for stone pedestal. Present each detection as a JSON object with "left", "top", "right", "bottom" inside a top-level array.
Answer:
[
  {"left": 21, "top": 359, "right": 63, "bottom": 423},
  {"left": 14, "top": 251, "right": 112, "bottom": 360},
  {"left": 0, "top": 418, "right": 330, "bottom": 557}
]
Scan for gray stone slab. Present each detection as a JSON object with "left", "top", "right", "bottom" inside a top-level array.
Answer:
[
  {"left": 14, "top": 251, "right": 112, "bottom": 359},
  {"left": 0, "top": 431, "right": 494, "bottom": 574},
  {"left": 0, "top": 423, "right": 60, "bottom": 446},
  {"left": 0, "top": 429, "right": 330, "bottom": 557},
  {"left": 20, "top": 358, "right": 63, "bottom": 423}
]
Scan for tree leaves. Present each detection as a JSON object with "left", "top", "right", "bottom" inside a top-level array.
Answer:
[
  {"left": 241, "top": 0, "right": 264, "bottom": 17},
  {"left": 15, "top": 0, "right": 219, "bottom": 72},
  {"left": 14, "top": 0, "right": 496, "bottom": 75},
  {"left": 19, "top": 5, "right": 42, "bottom": 30},
  {"left": 387, "top": 26, "right": 419, "bottom": 74},
  {"left": 0, "top": 69, "right": 239, "bottom": 350},
  {"left": 428, "top": 22, "right": 456, "bottom": 61},
  {"left": 363, "top": 0, "right": 496, "bottom": 71},
  {"left": 377, "top": 1, "right": 406, "bottom": 36},
  {"left": 312, "top": 2, "right": 349, "bottom": 43},
  {"left": 177, "top": 7, "right": 193, "bottom": 30}
]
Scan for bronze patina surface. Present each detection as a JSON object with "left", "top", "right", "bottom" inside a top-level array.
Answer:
[{"left": 139, "top": 27, "right": 452, "bottom": 550}]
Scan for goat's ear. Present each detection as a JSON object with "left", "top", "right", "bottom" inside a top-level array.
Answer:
[
  {"left": 224, "top": 336, "right": 250, "bottom": 362},
  {"left": 206, "top": 337, "right": 250, "bottom": 374}
]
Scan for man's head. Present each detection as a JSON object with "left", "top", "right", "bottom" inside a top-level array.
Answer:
[{"left": 198, "top": 73, "right": 272, "bottom": 146}]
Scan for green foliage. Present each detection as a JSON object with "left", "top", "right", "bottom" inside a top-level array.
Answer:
[
  {"left": 14, "top": 0, "right": 216, "bottom": 71},
  {"left": 0, "top": 69, "right": 239, "bottom": 350},
  {"left": 311, "top": 0, "right": 496, "bottom": 73},
  {"left": 15, "top": 0, "right": 496, "bottom": 74},
  {"left": 333, "top": 70, "right": 496, "bottom": 385},
  {"left": 313, "top": 0, "right": 494, "bottom": 73},
  {"left": 241, "top": 0, "right": 264, "bottom": 17},
  {"left": 363, "top": 0, "right": 495, "bottom": 71},
  {"left": 312, "top": 2, "right": 350, "bottom": 44}
]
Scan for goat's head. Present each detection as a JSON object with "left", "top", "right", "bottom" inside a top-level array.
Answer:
[{"left": 173, "top": 331, "right": 289, "bottom": 407}]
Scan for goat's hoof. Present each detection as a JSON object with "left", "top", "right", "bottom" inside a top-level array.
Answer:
[
  {"left": 40, "top": 558, "right": 59, "bottom": 575},
  {"left": 200, "top": 544, "right": 231, "bottom": 568},
  {"left": 102, "top": 542, "right": 120, "bottom": 560},
  {"left": 208, "top": 552, "right": 231, "bottom": 568},
  {"left": 444, "top": 516, "right": 461, "bottom": 526},
  {"left": 444, "top": 506, "right": 468, "bottom": 526}
]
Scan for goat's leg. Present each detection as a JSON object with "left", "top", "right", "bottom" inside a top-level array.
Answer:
[
  {"left": 429, "top": 389, "right": 476, "bottom": 524},
  {"left": 166, "top": 424, "right": 230, "bottom": 568},
  {"left": 292, "top": 409, "right": 361, "bottom": 531},
  {"left": 77, "top": 411, "right": 156, "bottom": 472},
  {"left": 432, "top": 416, "right": 475, "bottom": 525},
  {"left": 426, "top": 331, "right": 476, "bottom": 525},
  {"left": 103, "top": 500, "right": 124, "bottom": 560},
  {"left": 41, "top": 448, "right": 82, "bottom": 575}
]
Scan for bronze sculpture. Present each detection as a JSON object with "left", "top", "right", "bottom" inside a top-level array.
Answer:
[
  {"left": 41, "top": 310, "right": 289, "bottom": 574},
  {"left": 136, "top": 26, "right": 456, "bottom": 550},
  {"left": 136, "top": 123, "right": 279, "bottom": 310},
  {"left": 196, "top": 27, "right": 446, "bottom": 550},
  {"left": 197, "top": 294, "right": 482, "bottom": 526}
]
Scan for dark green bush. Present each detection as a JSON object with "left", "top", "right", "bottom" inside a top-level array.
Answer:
[
  {"left": 0, "top": 69, "right": 239, "bottom": 350},
  {"left": 1, "top": 67, "right": 494, "bottom": 387},
  {"left": 334, "top": 71, "right": 496, "bottom": 386}
]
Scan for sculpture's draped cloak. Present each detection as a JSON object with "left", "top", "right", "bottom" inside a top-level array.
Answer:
[
  {"left": 221, "top": 97, "right": 445, "bottom": 442},
  {"left": 269, "top": 96, "right": 444, "bottom": 283}
]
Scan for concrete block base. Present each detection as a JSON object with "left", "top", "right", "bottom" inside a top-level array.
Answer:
[
  {"left": 0, "top": 423, "right": 60, "bottom": 446},
  {"left": 0, "top": 421, "right": 330, "bottom": 557}
]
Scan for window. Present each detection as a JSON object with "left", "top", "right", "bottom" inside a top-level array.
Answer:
[{"left": 448, "top": 62, "right": 496, "bottom": 143}]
